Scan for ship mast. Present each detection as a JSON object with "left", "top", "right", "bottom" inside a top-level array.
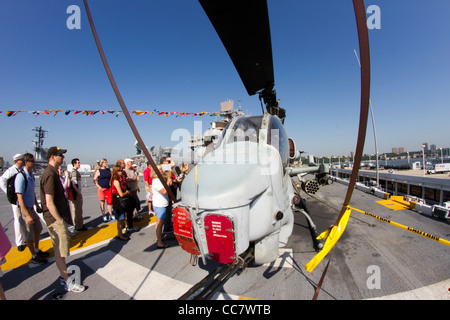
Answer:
[{"left": 32, "top": 126, "right": 48, "bottom": 160}]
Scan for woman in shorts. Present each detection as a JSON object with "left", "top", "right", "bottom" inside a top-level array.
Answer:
[
  {"left": 93, "top": 158, "right": 113, "bottom": 222},
  {"left": 151, "top": 165, "right": 172, "bottom": 249},
  {"left": 111, "top": 165, "right": 131, "bottom": 241}
]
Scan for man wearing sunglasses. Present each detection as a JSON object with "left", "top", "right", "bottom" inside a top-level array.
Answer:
[
  {"left": 40, "top": 146, "right": 85, "bottom": 293},
  {"left": 15, "top": 153, "right": 47, "bottom": 265}
]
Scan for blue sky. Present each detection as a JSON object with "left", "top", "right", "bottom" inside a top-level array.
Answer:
[{"left": 1, "top": 0, "right": 449, "bottom": 166}]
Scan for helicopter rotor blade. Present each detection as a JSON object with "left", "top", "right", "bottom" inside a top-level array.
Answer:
[{"left": 199, "top": 0, "right": 275, "bottom": 97}]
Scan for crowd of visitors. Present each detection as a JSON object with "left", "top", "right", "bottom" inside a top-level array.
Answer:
[{"left": 0, "top": 149, "right": 189, "bottom": 299}]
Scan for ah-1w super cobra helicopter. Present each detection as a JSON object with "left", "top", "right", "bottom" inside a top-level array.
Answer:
[
  {"left": 84, "top": 0, "right": 370, "bottom": 299},
  {"left": 172, "top": 0, "right": 329, "bottom": 266}
]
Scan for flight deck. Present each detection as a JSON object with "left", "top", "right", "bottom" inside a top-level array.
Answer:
[{"left": 1, "top": 175, "right": 449, "bottom": 301}]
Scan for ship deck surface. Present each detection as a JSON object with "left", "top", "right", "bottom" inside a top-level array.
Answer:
[{"left": 1, "top": 175, "right": 449, "bottom": 300}]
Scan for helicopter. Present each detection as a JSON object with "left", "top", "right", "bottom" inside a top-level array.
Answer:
[
  {"left": 83, "top": 0, "right": 370, "bottom": 276},
  {"left": 172, "top": 0, "right": 330, "bottom": 265}
]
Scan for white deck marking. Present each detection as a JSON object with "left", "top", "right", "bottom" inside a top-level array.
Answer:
[{"left": 82, "top": 250, "right": 241, "bottom": 300}]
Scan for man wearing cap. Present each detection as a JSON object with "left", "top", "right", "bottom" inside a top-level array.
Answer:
[
  {"left": 121, "top": 158, "right": 139, "bottom": 231},
  {"left": 0, "top": 153, "right": 27, "bottom": 251},
  {"left": 124, "top": 159, "right": 140, "bottom": 226},
  {"left": 40, "top": 147, "right": 85, "bottom": 293},
  {"left": 15, "top": 153, "right": 47, "bottom": 265}
]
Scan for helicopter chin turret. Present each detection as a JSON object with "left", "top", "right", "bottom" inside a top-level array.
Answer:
[{"left": 173, "top": 114, "right": 295, "bottom": 265}]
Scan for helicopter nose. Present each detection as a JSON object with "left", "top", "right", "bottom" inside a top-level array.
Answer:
[{"left": 180, "top": 163, "right": 270, "bottom": 210}]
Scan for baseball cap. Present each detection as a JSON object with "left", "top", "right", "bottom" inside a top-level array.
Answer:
[{"left": 46, "top": 146, "right": 67, "bottom": 159}]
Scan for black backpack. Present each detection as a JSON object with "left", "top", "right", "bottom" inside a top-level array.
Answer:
[{"left": 6, "top": 171, "right": 27, "bottom": 205}]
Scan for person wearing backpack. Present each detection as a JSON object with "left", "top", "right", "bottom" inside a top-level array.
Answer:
[
  {"left": 15, "top": 153, "right": 47, "bottom": 265},
  {"left": 0, "top": 153, "right": 27, "bottom": 251}
]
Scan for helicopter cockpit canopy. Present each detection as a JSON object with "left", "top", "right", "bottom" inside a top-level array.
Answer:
[
  {"left": 267, "top": 115, "right": 289, "bottom": 167},
  {"left": 213, "top": 115, "right": 262, "bottom": 150},
  {"left": 228, "top": 116, "right": 261, "bottom": 144},
  {"left": 203, "top": 113, "right": 291, "bottom": 179},
  {"left": 213, "top": 114, "right": 289, "bottom": 164}
]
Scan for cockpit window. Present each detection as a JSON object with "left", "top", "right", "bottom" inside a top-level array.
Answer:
[
  {"left": 268, "top": 116, "right": 289, "bottom": 166},
  {"left": 213, "top": 116, "right": 263, "bottom": 151},
  {"left": 226, "top": 116, "right": 262, "bottom": 144},
  {"left": 213, "top": 121, "right": 230, "bottom": 150}
]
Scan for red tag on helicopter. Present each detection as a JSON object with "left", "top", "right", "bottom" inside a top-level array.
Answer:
[
  {"left": 172, "top": 207, "right": 200, "bottom": 256},
  {"left": 204, "top": 214, "right": 236, "bottom": 264}
]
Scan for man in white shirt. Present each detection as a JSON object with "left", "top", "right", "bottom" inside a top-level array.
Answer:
[
  {"left": 151, "top": 165, "right": 172, "bottom": 248},
  {"left": 15, "top": 153, "right": 47, "bottom": 265},
  {"left": 0, "top": 154, "right": 26, "bottom": 251}
]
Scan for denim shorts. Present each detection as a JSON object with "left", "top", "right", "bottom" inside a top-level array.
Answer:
[
  {"left": 153, "top": 206, "right": 167, "bottom": 219},
  {"left": 113, "top": 210, "right": 125, "bottom": 221}
]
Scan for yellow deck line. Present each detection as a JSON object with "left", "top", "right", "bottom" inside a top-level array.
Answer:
[{"left": 1, "top": 213, "right": 157, "bottom": 271}]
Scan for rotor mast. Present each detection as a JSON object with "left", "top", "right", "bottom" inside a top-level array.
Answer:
[{"left": 260, "top": 87, "right": 286, "bottom": 124}]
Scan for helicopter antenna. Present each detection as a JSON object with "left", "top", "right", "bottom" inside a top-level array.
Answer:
[
  {"left": 355, "top": 48, "right": 379, "bottom": 187},
  {"left": 309, "top": 0, "right": 371, "bottom": 299}
]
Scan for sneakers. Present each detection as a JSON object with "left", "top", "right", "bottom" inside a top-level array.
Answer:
[
  {"left": 103, "top": 214, "right": 115, "bottom": 222},
  {"left": 36, "top": 250, "right": 49, "bottom": 258},
  {"left": 66, "top": 280, "right": 86, "bottom": 293},
  {"left": 29, "top": 250, "right": 50, "bottom": 265},
  {"left": 59, "top": 276, "right": 86, "bottom": 293},
  {"left": 30, "top": 255, "right": 48, "bottom": 265}
]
